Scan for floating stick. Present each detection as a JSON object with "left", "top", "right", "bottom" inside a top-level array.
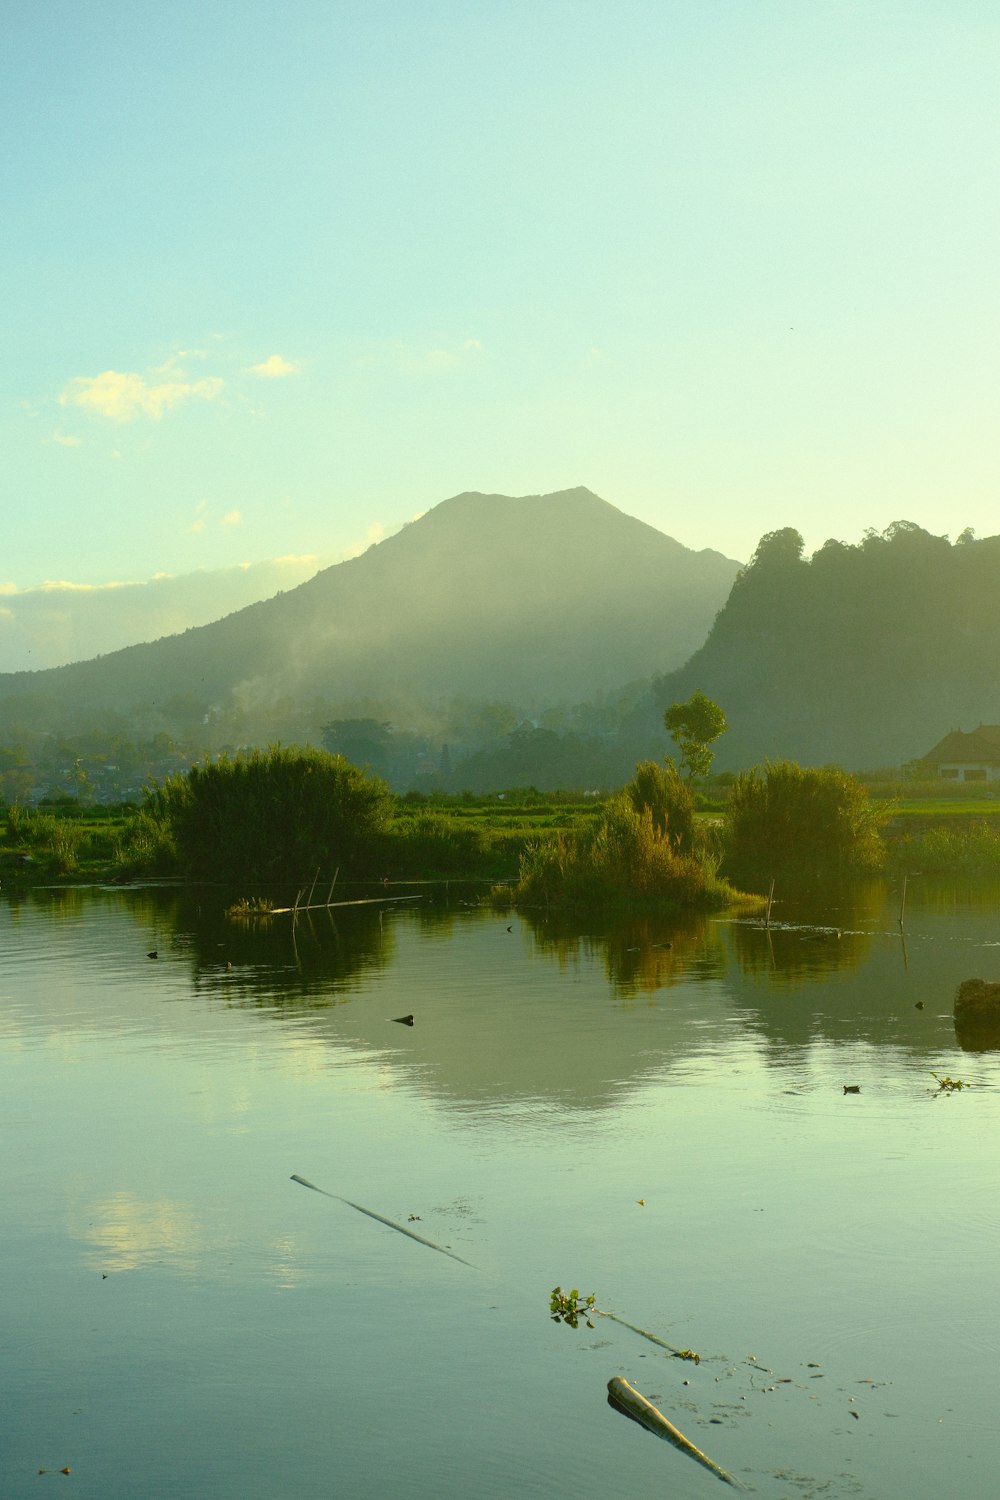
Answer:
[
  {"left": 597, "top": 1310, "right": 696, "bottom": 1359},
  {"left": 607, "top": 1377, "right": 742, "bottom": 1488},
  {"left": 290, "top": 1174, "right": 474, "bottom": 1267}
]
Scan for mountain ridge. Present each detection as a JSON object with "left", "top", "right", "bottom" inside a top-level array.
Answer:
[{"left": 0, "top": 488, "right": 741, "bottom": 741}]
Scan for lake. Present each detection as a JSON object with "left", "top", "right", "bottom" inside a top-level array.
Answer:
[{"left": 2, "top": 877, "right": 999, "bottom": 1498}]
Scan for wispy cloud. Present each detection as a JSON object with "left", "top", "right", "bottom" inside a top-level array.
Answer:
[
  {"left": 401, "top": 337, "right": 482, "bottom": 375},
  {"left": 220, "top": 510, "right": 242, "bottom": 527},
  {"left": 249, "top": 353, "right": 298, "bottom": 378},
  {"left": 51, "top": 431, "right": 81, "bottom": 447},
  {"left": 188, "top": 499, "right": 209, "bottom": 534},
  {"left": 59, "top": 369, "right": 224, "bottom": 422}
]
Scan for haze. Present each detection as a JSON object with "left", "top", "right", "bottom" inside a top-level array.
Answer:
[{"left": 6, "top": 2, "right": 1000, "bottom": 600}]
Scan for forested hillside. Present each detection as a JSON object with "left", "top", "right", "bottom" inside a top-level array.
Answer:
[{"left": 651, "top": 522, "right": 1000, "bottom": 770}]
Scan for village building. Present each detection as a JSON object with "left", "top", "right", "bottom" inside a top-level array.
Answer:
[{"left": 921, "top": 724, "right": 1000, "bottom": 782}]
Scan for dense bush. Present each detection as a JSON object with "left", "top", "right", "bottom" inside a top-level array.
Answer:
[
  {"left": 515, "top": 765, "right": 755, "bottom": 912},
  {"left": 141, "top": 745, "right": 392, "bottom": 883},
  {"left": 624, "top": 760, "right": 695, "bottom": 852},
  {"left": 724, "top": 760, "right": 885, "bottom": 879}
]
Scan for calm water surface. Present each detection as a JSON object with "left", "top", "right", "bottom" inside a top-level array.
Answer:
[{"left": 2, "top": 879, "right": 1000, "bottom": 1498}]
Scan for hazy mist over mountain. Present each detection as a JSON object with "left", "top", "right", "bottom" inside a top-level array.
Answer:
[
  {"left": 0, "top": 488, "right": 740, "bottom": 745},
  {"left": 0, "top": 556, "right": 324, "bottom": 672}
]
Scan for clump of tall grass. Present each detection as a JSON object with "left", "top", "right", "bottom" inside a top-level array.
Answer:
[
  {"left": 724, "top": 760, "right": 886, "bottom": 881},
  {"left": 514, "top": 775, "right": 756, "bottom": 913},
  {"left": 112, "top": 807, "right": 179, "bottom": 877},
  {"left": 131, "top": 745, "right": 393, "bottom": 884},
  {"left": 383, "top": 810, "right": 522, "bottom": 877},
  {"left": 889, "top": 821, "right": 1000, "bottom": 875},
  {"left": 4, "top": 804, "right": 87, "bottom": 875}
]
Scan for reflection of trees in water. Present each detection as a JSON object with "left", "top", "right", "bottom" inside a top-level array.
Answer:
[
  {"left": 519, "top": 909, "right": 725, "bottom": 996},
  {"left": 118, "top": 886, "right": 399, "bottom": 1007},
  {"left": 898, "top": 876, "right": 1000, "bottom": 916},
  {"left": 728, "top": 878, "right": 886, "bottom": 985}
]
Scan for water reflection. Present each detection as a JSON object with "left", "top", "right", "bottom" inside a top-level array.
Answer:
[
  {"left": 6, "top": 879, "right": 995, "bottom": 1104},
  {"left": 520, "top": 909, "right": 724, "bottom": 996}
]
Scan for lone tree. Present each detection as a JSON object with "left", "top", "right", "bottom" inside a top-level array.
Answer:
[{"left": 664, "top": 691, "right": 727, "bottom": 781}]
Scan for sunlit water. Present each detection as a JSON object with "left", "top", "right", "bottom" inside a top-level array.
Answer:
[{"left": 2, "top": 878, "right": 1000, "bottom": 1498}]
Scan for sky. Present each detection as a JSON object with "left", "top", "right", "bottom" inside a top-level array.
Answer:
[{"left": 5, "top": 0, "right": 1000, "bottom": 610}]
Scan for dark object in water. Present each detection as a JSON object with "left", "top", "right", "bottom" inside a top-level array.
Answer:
[
  {"left": 915, "top": 1001, "right": 924, "bottom": 1010},
  {"left": 955, "top": 978, "right": 1000, "bottom": 1023},
  {"left": 147, "top": 950, "right": 158, "bottom": 959},
  {"left": 607, "top": 1377, "right": 741, "bottom": 1488},
  {"left": 954, "top": 979, "right": 1000, "bottom": 1051},
  {"left": 392, "top": 1014, "right": 414, "bottom": 1026},
  {"left": 843, "top": 1084, "right": 861, "bottom": 1094},
  {"left": 290, "top": 1174, "right": 472, "bottom": 1266}
]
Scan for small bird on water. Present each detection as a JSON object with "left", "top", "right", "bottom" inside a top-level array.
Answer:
[{"left": 843, "top": 1084, "right": 861, "bottom": 1094}]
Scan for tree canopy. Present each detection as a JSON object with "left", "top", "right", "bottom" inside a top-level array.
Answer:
[{"left": 664, "top": 691, "right": 728, "bottom": 780}]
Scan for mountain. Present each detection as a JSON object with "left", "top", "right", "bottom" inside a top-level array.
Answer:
[
  {"left": 650, "top": 522, "right": 1000, "bottom": 770},
  {"left": 0, "top": 557, "right": 324, "bottom": 673},
  {"left": 0, "top": 488, "right": 740, "bottom": 742}
]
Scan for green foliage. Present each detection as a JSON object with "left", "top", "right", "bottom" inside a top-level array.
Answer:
[
  {"left": 4, "top": 804, "right": 87, "bottom": 875},
  {"left": 515, "top": 764, "right": 755, "bottom": 912},
  {"left": 724, "top": 760, "right": 886, "bottom": 879},
  {"left": 550, "top": 1287, "right": 596, "bottom": 1329},
  {"left": 931, "top": 1072, "right": 969, "bottom": 1092},
  {"left": 383, "top": 809, "right": 522, "bottom": 877},
  {"left": 663, "top": 692, "right": 727, "bottom": 781},
  {"left": 888, "top": 820, "right": 1000, "bottom": 874},
  {"left": 113, "top": 806, "right": 179, "bottom": 876},
  {"left": 144, "top": 745, "right": 393, "bottom": 883},
  {"left": 625, "top": 759, "right": 695, "bottom": 852}
]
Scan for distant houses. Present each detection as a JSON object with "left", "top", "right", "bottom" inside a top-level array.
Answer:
[{"left": 921, "top": 725, "right": 1000, "bottom": 783}]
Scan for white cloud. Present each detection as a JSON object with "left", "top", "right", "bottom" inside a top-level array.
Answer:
[
  {"left": 249, "top": 353, "right": 298, "bottom": 378},
  {"left": 342, "top": 522, "right": 386, "bottom": 559},
  {"left": 59, "top": 369, "right": 224, "bottom": 422},
  {"left": 220, "top": 510, "right": 242, "bottom": 527}
]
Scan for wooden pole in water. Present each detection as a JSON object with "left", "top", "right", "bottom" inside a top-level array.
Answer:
[
  {"left": 765, "top": 878, "right": 775, "bottom": 928},
  {"left": 607, "top": 1377, "right": 742, "bottom": 1488},
  {"left": 898, "top": 873, "right": 907, "bottom": 929}
]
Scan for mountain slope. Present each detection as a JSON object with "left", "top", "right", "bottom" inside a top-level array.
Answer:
[
  {"left": 0, "top": 488, "right": 740, "bottom": 738},
  {"left": 650, "top": 522, "right": 1000, "bottom": 770}
]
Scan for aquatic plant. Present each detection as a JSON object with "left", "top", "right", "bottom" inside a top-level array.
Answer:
[
  {"left": 515, "top": 776, "right": 757, "bottom": 914},
  {"left": 724, "top": 759, "right": 886, "bottom": 880},
  {"left": 931, "top": 1072, "right": 969, "bottom": 1092},
  {"left": 141, "top": 745, "right": 393, "bottom": 883},
  {"left": 550, "top": 1286, "right": 596, "bottom": 1328}
]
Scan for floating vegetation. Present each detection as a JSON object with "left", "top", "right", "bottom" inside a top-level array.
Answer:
[
  {"left": 931, "top": 1072, "right": 969, "bottom": 1092},
  {"left": 549, "top": 1286, "right": 700, "bottom": 1360},
  {"left": 550, "top": 1286, "right": 596, "bottom": 1328},
  {"left": 225, "top": 896, "right": 275, "bottom": 923}
]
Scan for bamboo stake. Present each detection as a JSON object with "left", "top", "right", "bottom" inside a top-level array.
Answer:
[
  {"left": 607, "top": 1377, "right": 742, "bottom": 1488},
  {"left": 898, "top": 873, "right": 908, "bottom": 929},
  {"left": 765, "top": 878, "right": 775, "bottom": 928}
]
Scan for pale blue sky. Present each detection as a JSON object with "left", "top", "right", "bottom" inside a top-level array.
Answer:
[{"left": 5, "top": 0, "right": 1000, "bottom": 590}]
